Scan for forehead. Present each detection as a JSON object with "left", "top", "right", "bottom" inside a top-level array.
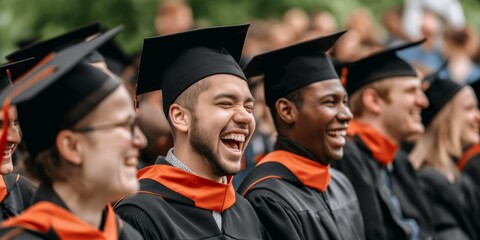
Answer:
[
  {"left": 82, "top": 86, "right": 133, "bottom": 123},
  {"left": 388, "top": 76, "right": 421, "bottom": 87},
  {"left": 201, "top": 74, "right": 251, "bottom": 96},
  {"left": 456, "top": 86, "right": 477, "bottom": 103},
  {"left": 303, "top": 79, "right": 346, "bottom": 97}
]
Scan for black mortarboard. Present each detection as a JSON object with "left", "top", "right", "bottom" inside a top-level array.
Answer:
[
  {"left": 0, "top": 26, "right": 123, "bottom": 161},
  {"left": 343, "top": 40, "right": 424, "bottom": 95},
  {"left": 136, "top": 24, "right": 249, "bottom": 117},
  {"left": 98, "top": 39, "right": 131, "bottom": 75},
  {"left": 6, "top": 23, "right": 102, "bottom": 80},
  {"left": 470, "top": 80, "right": 480, "bottom": 102},
  {"left": 421, "top": 70, "right": 463, "bottom": 128},
  {"left": 0, "top": 58, "right": 35, "bottom": 91},
  {"left": 243, "top": 31, "right": 346, "bottom": 108}
]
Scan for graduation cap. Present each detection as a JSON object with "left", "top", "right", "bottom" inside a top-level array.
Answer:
[
  {"left": 0, "top": 26, "right": 123, "bottom": 161},
  {"left": 98, "top": 39, "right": 131, "bottom": 76},
  {"left": 342, "top": 40, "right": 425, "bottom": 95},
  {"left": 421, "top": 63, "right": 463, "bottom": 128},
  {"left": 243, "top": 31, "right": 346, "bottom": 108},
  {"left": 136, "top": 24, "right": 249, "bottom": 117},
  {"left": 6, "top": 23, "right": 102, "bottom": 81},
  {"left": 469, "top": 79, "right": 480, "bottom": 101},
  {"left": 0, "top": 58, "right": 35, "bottom": 91}
]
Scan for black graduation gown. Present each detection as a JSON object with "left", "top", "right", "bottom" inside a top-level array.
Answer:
[
  {"left": 0, "top": 184, "right": 142, "bottom": 240},
  {"left": 417, "top": 168, "right": 480, "bottom": 240},
  {"left": 238, "top": 137, "right": 365, "bottom": 240},
  {"left": 0, "top": 174, "right": 36, "bottom": 221},
  {"left": 331, "top": 137, "right": 435, "bottom": 240},
  {"left": 114, "top": 157, "right": 264, "bottom": 240},
  {"left": 457, "top": 144, "right": 480, "bottom": 186}
]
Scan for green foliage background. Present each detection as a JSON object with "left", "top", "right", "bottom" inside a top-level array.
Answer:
[{"left": 0, "top": 0, "right": 479, "bottom": 59}]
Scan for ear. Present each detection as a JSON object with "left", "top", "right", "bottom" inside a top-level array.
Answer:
[
  {"left": 275, "top": 98, "right": 297, "bottom": 125},
  {"left": 169, "top": 103, "right": 190, "bottom": 133},
  {"left": 362, "top": 88, "right": 382, "bottom": 115},
  {"left": 55, "top": 130, "right": 82, "bottom": 165}
]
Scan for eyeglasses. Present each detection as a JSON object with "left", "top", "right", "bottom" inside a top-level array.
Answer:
[{"left": 72, "top": 114, "right": 139, "bottom": 142}]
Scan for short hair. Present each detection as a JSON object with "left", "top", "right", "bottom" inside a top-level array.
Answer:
[
  {"left": 26, "top": 146, "right": 73, "bottom": 184},
  {"left": 349, "top": 79, "right": 393, "bottom": 117},
  {"left": 269, "top": 86, "right": 307, "bottom": 131},
  {"left": 167, "top": 79, "right": 210, "bottom": 136}
]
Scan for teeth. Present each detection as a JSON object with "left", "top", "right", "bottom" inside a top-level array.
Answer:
[
  {"left": 221, "top": 133, "right": 246, "bottom": 142},
  {"left": 327, "top": 130, "right": 347, "bottom": 137}
]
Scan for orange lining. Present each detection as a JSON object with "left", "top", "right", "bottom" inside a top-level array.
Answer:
[
  {"left": 138, "top": 165, "right": 236, "bottom": 212},
  {"left": 258, "top": 150, "right": 331, "bottom": 192},
  {"left": 1, "top": 202, "right": 118, "bottom": 240},
  {"left": 0, "top": 54, "right": 57, "bottom": 157},
  {"left": 0, "top": 98, "right": 11, "bottom": 166},
  {"left": 0, "top": 177, "right": 7, "bottom": 204},
  {"left": 457, "top": 144, "right": 480, "bottom": 171},
  {"left": 347, "top": 120, "right": 398, "bottom": 166},
  {"left": 340, "top": 67, "right": 348, "bottom": 87},
  {"left": 241, "top": 176, "right": 282, "bottom": 197},
  {"left": 11, "top": 53, "right": 55, "bottom": 83}
]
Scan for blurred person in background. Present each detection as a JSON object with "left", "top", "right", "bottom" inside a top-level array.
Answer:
[
  {"left": 282, "top": 8, "right": 310, "bottom": 41},
  {"left": 440, "top": 26, "right": 480, "bottom": 84},
  {"left": 456, "top": 80, "right": 480, "bottom": 186},
  {"left": 0, "top": 60, "right": 37, "bottom": 222},
  {"left": 410, "top": 76, "right": 480, "bottom": 240},
  {"left": 333, "top": 41, "right": 436, "bottom": 240},
  {"left": 154, "top": 0, "right": 193, "bottom": 36},
  {"left": 0, "top": 28, "right": 147, "bottom": 239}
]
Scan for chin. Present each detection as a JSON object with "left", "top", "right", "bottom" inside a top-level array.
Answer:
[
  {"left": 0, "top": 163, "right": 13, "bottom": 175},
  {"left": 116, "top": 182, "right": 139, "bottom": 198}
]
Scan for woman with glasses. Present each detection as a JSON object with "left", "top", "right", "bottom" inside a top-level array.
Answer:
[{"left": 0, "top": 28, "right": 147, "bottom": 239}]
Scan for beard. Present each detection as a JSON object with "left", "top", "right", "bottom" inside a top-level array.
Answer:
[{"left": 189, "top": 114, "right": 236, "bottom": 177}]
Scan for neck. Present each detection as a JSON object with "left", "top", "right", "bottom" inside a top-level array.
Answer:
[
  {"left": 52, "top": 181, "right": 106, "bottom": 229},
  {"left": 354, "top": 117, "right": 399, "bottom": 144},
  {"left": 172, "top": 142, "right": 224, "bottom": 183}
]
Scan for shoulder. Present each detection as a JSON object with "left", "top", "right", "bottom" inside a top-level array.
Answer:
[
  {"left": 327, "top": 169, "right": 361, "bottom": 207},
  {"left": 417, "top": 168, "right": 447, "bottom": 184},
  {"left": 329, "top": 169, "right": 356, "bottom": 193},
  {"left": 118, "top": 217, "right": 144, "bottom": 240},
  {"left": 0, "top": 227, "right": 45, "bottom": 240}
]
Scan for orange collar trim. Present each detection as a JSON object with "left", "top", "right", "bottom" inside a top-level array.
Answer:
[
  {"left": 138, "top": 164, "right": 236, "bottom": 212},
  {"left": 258, "top": 150, "right": 331, "bottom": 192},
  {"left": 0, "top": 176, "right": 7, "bottom": 204},
  {"left": 457, "top": 144, "right": 480, "bottom": 171},
  {"left": 2, "top": 202, "right": 118, "bottom": 240},
  {"left": 347, "top": 120, "right": 399, "bottom": 166}
]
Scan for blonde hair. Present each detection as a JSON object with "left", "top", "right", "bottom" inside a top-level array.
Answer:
[
  {"left": 410, "top": 95, "right": 462, "bottom": 181},
  {"left": 349, "top": 80, "right": 393, "bottom": 117}
]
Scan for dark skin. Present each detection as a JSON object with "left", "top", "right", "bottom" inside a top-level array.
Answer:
[{"left": 275, "top": 79, "right": 353, "bottom": 165}]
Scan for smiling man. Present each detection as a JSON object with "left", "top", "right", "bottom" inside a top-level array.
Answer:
[
  {"left": 331, "top": 41, "right": 436, "bottom": 240},
  {"left": 237, "top": 32, "right": 365, "bottom": 240},
  {"left": 114, "top": 25, "right": 264, "bottom": 240}
]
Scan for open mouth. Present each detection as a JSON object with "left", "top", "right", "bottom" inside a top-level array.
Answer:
[
  {"left": 3, "top": 146, "right": 13, "bottom": 159},
  {"left": 221, "top": 133, "right": 246, "bottom": 152},
  {"left": 326, "top": 130, "right": 347, "bottom": 137},
  {"left": 410, "top": 110, "right": 422, "bottom": 122}
]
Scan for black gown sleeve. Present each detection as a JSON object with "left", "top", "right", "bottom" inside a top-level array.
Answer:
[
  {"left": 115, "top": 204, "right": 162, "bottom": 240},
  {"left": 462, "top": 155, "right": 480, "bottom": 186},
  {"left": 119, "top": 218, "right": 145, "bottom": 240},
  {"left": 16, "top": 175, "right": 37, "bottom": 209},
  {"left": 246, "top": 188, "right": 305, "bottom": 240}
]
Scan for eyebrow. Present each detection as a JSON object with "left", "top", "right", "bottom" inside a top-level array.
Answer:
[{"left": 214, "top": 93, "right": 255, "bottom": 103}]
